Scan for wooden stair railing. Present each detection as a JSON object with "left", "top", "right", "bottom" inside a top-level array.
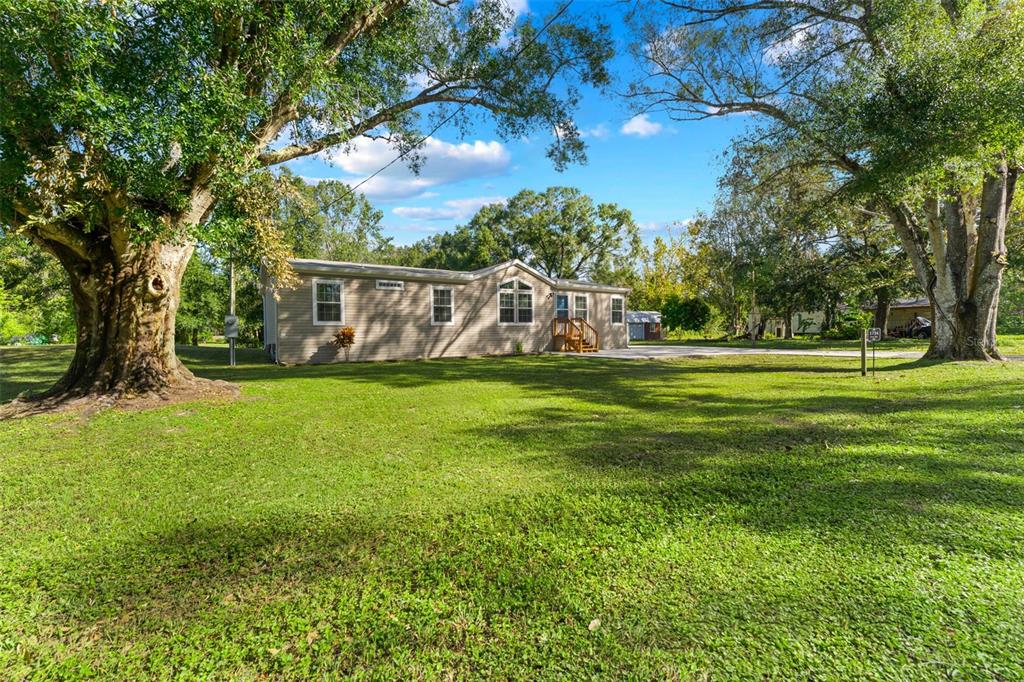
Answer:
[{"left": 551, "top": 316, "right": 599, "bottom": 352}]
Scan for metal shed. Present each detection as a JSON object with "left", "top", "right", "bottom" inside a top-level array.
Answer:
[{"left": 627, "top": 310, "right": 662, "bottom": 341}]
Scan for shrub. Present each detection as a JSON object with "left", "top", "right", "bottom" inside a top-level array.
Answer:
[
  {"left": 514, "top": 340, "right": 524, "bottom": 354},
  {"left": 332, "top": 326, "right": 356, "bottom": 361},
  {"left": 822, "top": 309, "right": 872, "bottom": 340},
  {"left": 700, "top": 314, "right": 724, "bottom": 340},
  {"left": 662, "top": 295, "right": 712, "bottom": 332},
  {"left": 796, "top": 316, "right": 817, "bottom": 335}
]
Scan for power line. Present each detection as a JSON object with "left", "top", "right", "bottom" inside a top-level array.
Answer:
[{"left": 320, "top": 1, "right": 573, "bottom": 211}]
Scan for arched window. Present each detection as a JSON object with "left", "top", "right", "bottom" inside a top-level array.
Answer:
[{"left": 497, "top": 279, "right": 533, "bottom": 324}]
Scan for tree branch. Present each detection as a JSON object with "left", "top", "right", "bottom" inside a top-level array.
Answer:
[{"left": 256, "top": 88, "right": 514, "bottom": 166}]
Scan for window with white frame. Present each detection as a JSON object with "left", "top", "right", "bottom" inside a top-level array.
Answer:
[
  {"left": 431, "top": 286, "right": 454, "bottom": 325},
  {"left": 611, "top": 297, "right": 624, "bottom": 324},
  {"left": 376, "top": 279, "right": 404, "bottom": 291},
  {"left": 313, "top": 279, "right": 344, "bottom": 324},
  {"left": 573, "top": 294, "right": 588, "bottom": 321},
  {"left": 498, "top": 279, "right": 533, "bottom": 324},
  {"left": 555, "top": 294, "right": 569, "bottom": 319}
]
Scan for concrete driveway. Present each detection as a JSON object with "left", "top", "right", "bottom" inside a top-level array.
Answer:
[{"left": 585, "top": 345, "right": 924, "bottom": 360}]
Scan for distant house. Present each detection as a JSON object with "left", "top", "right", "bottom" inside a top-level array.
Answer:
[
  {"left": 762, "top": 310, "right": 826, "bottom": 337},
  {"left": 868, "top": 297, "right": 931, "bottom": 334},
  {"left": 627, "top": 311, "right": 662, "bottom": 341},
  {"left": 262, "top": 258, "right": 629, "bottom": 364}
]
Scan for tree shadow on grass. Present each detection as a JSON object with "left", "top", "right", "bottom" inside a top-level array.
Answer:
[
  {"left": 23, "top": 445, "right": 1024, "bottom": 677},
  {"left": 185, "top": 352, "right": 949, "bottom": 425},
  {"left": 7, "top": 348, "right": 1024, "bottom": 675},
  {"left": 0, "top": 345, "right": 75, "bottom": 404},
  {"left": 0, "top": 343, "right": 968, "bottom": 413}
]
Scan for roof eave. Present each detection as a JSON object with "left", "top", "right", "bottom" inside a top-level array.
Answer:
[
  {"left": 288, "top": 260, "right": 473, "bottom": 284},
  {"left": 286, "top": 258, "right": 630, "bottom": 292}
]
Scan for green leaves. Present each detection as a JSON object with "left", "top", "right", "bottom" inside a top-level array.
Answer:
[
  {"left": 2, "top": 1, "right": 612, "bottom": 253},
  {"left": 401, "top": 186, "right": 642, "bottom": 283}
]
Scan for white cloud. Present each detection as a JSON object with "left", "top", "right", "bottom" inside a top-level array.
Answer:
[
  {"left": 320, "top": 136, "right": 511, "bottom": 201},
  {"left": 620, "top": 114, "right": 664, "bottom": 138},
  {"left": 639, "top": 218, "right": 694, "bottom": 233},
  {"left": 406, "top": 70, "right": 436, "bottom": 94},
  {"left": 504, "top": 0, "right": 528, "bottom": 17},
  {"left": 555, "top": 121, "right": 611, "bottom": 141},
  {"left": 764, "top": 24, "right": 813, "bottom": 65},
  {"left": 582, "top": 123, "right": 611, "bottom": 140},
  {"left": 298, "top": 175, "right": 331, "bottom": 185},
  {"left": 393, "top": 196, "right": 507, "bottom": 221}
]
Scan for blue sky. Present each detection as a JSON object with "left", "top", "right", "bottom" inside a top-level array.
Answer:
[{"left": 283, "top": 0, "right": 750, "bottom": 246}]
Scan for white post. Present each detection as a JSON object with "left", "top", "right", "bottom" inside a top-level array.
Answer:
[{"left": 229, "top": 259, "right": 236, "bottom": 367}]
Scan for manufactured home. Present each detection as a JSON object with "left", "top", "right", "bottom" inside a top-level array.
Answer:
[{"left": 262, "top": 258, "right": 630, "bottom": 364}]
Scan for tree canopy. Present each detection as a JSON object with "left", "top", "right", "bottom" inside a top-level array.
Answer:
[
  {"left": 399, "top": 186, "right": 643, "bottom": 283},
  {"left": 628, "top": 0, "right": 1024, "bottom": 358},
  {"left": 0, "top": 0, "right": 614, "bottom": 401}
]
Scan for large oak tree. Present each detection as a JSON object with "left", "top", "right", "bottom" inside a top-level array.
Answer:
[
  {"left": 0, "top": 0, "right": 611, "bottom": 402},
  {"left": 628, "top": 0, "right": 1024, "bottom": 359}
]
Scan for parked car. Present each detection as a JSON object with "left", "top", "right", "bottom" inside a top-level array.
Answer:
[
  {"left": 907, "top": 316, "right": 932, "bottom": 338},
  {"left": 6, "top": 334, "right": 47, "bottom": 346}
]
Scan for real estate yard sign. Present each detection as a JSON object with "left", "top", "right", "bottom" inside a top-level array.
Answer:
[{"left": 867, "top": 328, "right": 881, "bottom": 376}]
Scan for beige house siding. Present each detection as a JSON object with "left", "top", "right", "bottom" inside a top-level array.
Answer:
[
  {"left": 887, "top": 305, "right": 930, "bottom": 332},
  {"left": 271, "top": 261, "right": 628, "bottom": 364}
]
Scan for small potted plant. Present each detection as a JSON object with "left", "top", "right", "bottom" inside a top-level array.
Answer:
[{"left": 332, "top": 326, "right": 356, "bottom": 361}]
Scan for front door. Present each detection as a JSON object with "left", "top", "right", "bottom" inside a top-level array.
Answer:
[{"left": 555, "top": 294, "right": 569, "bottom": 319}]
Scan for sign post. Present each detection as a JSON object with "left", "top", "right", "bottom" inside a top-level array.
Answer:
[{"left": 867, "top": 327, "right": 882, "bottom": 377}]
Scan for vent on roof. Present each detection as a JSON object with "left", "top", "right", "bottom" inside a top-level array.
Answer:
[{"left": 376, "top": 279, "right": 404, "bottom": 291}]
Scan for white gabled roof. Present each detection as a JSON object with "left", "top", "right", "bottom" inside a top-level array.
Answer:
[
  {"left": 287, "top": 258, "right": 630, "bottom": 294},
  {"left": 627, "top": 310, "right": 661, "bottom": 324}
]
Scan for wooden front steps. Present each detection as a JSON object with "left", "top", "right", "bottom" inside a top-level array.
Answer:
[{"left": 551, "top": 317, "right": 600, "bottom": 353}]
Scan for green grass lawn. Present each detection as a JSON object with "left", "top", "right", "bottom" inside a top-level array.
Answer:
[
  {"left": 1, "top": 346, "right": 1023, "bottom": 679},
  {"left": 638, "top": 333, "right": 1024, "bottom": 355}
]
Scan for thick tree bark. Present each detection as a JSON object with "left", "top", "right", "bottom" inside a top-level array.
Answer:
[
  {"left": 873, "top": 291, "right": 890, "bottom": 338},
  {"left": 46, "top": 238, "right": 200, "bottom": 399},
  {"left": 783, "top": 307, "right": 794, "bottom": 339},
  {"left": 886, "top": 159, "right": 1018, "bottom": 361}
]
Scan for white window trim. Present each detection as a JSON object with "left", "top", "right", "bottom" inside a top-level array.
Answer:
[
  {"left": 573, "top": 293, "right": 589, "bottom": 320},
  {"left": 312, "top": 278, "right": 345, "bottom": 326},
  {"left": 611, "top": 296, "right": 625, "bottom": 325},
  {"left": 431, "top": 285, "right": 455, "bottom": 326},
  {"left": 376, "top": 279, "right": 404, "bottom": 290},
  {"left": 497, "top": 278, "right": 535, "bottom": 326}
]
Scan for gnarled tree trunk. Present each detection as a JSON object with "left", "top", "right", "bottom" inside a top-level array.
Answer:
[
  {"left": 873, "top": 291, "right": 890, "bottom": 339},
  {"left": 46, "top": 237, "right": 200, "bottom": 399},
  {"left": 887, "top": 159, "right": 1018, "bottom": 361},
  {"left": 6, "top": 181, "right": 227, "bottom": 409}
]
